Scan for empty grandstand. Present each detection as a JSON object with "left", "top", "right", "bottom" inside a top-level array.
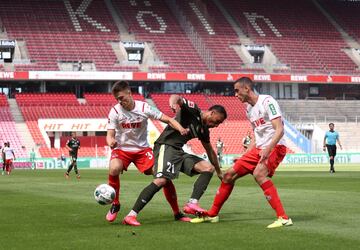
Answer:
[{"left": 0, "top": 0, "right": 359, "bottom": 164}]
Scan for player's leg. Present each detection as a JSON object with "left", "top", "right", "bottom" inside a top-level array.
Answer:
[
  {"left": 123, "top": 145, "right": 177, "bottom": 226},
  {"left": 5, "top": 160, "right": 10, "bottom": 175},
  {"left": 106, "top": 151, "right": 128, "bottom": 222},
  {"left": 253, "top": 145, "right": 292, "bottom": 228},
  {"left": 73, "top": 157, "right": 80, "bottom": 179},
  {"left": 207, "top": 166, "right": 251, "bottom": 217},
  {"left": 182, "top": 156, "right": 214, "bottom": 215},
  {"left": 65, "top": 156, "right": 74, "bottom": 178}
]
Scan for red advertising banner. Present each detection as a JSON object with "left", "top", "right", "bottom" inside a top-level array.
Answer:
[
  {"left": 0, "top": 71, "right": 29, "bottom": 80},
  {"left": 0, "top": 71, "right": 359, "bottom": 83}
]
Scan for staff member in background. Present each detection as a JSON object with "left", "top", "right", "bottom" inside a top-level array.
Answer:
[{"left": 323, "top": 123, "right": 342, "bottom": 173}]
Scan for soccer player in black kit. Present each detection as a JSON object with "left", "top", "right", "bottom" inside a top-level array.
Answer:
[
  {"left": 64, "top": 132, "right": 81, "bottom": 179},
  {"left": 122, "top": 95, "right": 227, "bottom": 226}
]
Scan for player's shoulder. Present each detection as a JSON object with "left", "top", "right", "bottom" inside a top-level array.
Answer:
[
  {"left": 260, "top": 94, "right": 277, "bottom": 104},
  {"left": 110, "top": 104, "right": 121, "bottom": 115}
]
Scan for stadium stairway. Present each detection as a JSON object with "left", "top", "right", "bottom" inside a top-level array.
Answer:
[{"left": 8, "top": 99, "right": 37, "bottom": 156}]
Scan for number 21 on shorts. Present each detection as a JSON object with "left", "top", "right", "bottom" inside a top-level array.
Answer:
[{"left": 166, "top": 162, "right": 175, "bottom": 173}]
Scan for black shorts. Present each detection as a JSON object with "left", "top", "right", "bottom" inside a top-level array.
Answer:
[
  {"left": 153, "top": 143, "right": 204, "bottom": 180},
  {"left": 326, "top": 144, "right": 337, "bottom": 157}
]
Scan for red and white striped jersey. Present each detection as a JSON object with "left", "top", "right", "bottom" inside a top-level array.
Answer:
[
  {"left": 246, "top": 95, "right": 286, "bottom": 149},
  {"left": 107, "top": 100, "right": 163, "bottom": 152}
]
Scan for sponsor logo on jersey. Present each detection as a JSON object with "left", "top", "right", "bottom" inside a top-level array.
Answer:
[
  {"left": 252, "top": 117, "right": 266, "bottom": 127},
  {"left": 121, "top": 122, "right": 142, "bottom": 129}
]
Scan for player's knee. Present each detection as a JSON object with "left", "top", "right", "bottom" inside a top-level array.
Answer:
[
  {"left": 109, "top": 164, "right": 123, "bottom": 176},
  {"left": 203, "top": 165, "right": 215, "bottom": 173},
  {"left": 253, "top": 171, "right": 267, "bottom": 184},
  {"left": 223, "top": 172, "right": 234, "bottom": 184},
  {"left": 153, "top": 177, "right": 167, "bottom": 187}
]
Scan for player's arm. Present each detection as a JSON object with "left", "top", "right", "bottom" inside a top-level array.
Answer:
[
  {"left": 159, "top": 114, "right": 188, "bottom": 136},
  {"left": 201, "top": 141, "right": 222, "bottom": 180},
  {"left": 12, "top": 150, "right": 15, "bottom": 160},
  {"left": 65, "top": 141, "right": 72, "bottom": 152},
  {"left": 106, "top": 107, "right": 119, "bottom": 149},
  {"left": 259, "top": 117, "right": 284, "bottom": 163},
  {"left": 106, "top": 129, "right": 117, "bottom": 149}
]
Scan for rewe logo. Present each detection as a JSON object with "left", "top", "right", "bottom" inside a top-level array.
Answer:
[
  {"left": 254, "top": 74, "right": 271, "bottom": 81},
  {"left": 147, "top": 73, "right": 166, "bottom": 80},
  {"left": 0, "top": 72, "right": 14, "bottom": 79},
  {"left": 187, "top": 73, "right": 205, "bottom": 80},
  {"left": 291, "top": 75, "right": 307, "bottom": 82},
  {"left": 351, "top": 76, "right": 360, "bottom": 83}
]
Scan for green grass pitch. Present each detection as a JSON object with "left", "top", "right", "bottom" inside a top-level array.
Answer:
[{"left": 1, "top": 164, "right": 359, "bottom": 250}]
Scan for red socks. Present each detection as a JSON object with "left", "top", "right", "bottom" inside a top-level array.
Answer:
[
  {"left": 108, "top": 175, "right": 120, "bottom": 205},
  {"left": 207, "top": 181, "right": 234, "bottom": 217},
  {"left": 163, "top": 181, "right": 179, "bottom": 215},
  {"left": 260, "top": 180, "right": 287, "bottom": 219}
]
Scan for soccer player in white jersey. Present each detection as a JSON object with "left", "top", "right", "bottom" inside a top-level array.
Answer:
[
  {"left": 2, "top": 142, "right": 15, "bottom": 175},
  {"left": 191, "top": 77, "right": 293, "bottom": 228},
  {"left": 105, "top": 81, "right": 190, "bottom": 223}
]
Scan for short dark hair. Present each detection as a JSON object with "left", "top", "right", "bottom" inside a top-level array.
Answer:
[
  {"left": 235, "top": 77, "right": 255, "bottom": 91},
  {"left": 209, "top": 105, "right": 227, "bottom": 120},
  {"left": 111, "top": 81, "right": 131, "bottom": 95},
  {"left": 329, "top": 123, "right": 334, "bottom": 126}
]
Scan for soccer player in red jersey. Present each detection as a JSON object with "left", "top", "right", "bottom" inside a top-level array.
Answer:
[
  {"left": 192, "top": 77, "right": 293, "bottom": 228},
  {"left": 2, "top": 142, "right": 15, "bottom": 175},
  {"left": 105, "top": 81, "right": 190, "bottom": 223}
]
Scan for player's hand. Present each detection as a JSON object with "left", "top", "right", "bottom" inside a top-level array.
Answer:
[
  {"left": 170, "top": 103, "right": 180, "bottom": 113},
  {"left": 259, "top": 148, "right": 271, "bottom": 163},
  {"left": 323, "top": 146, "right": 326, "bottom": 152},
  {"left": 179, "top": 128, "right": 189, "bottom": 136},
  {"left": 109, "top": 140, "right": 118, "bottom": 149},
  {"left": 216, "top": 170, "right": 223, "bottom": 180}
]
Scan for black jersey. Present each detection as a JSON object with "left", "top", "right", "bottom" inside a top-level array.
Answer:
[
  {"left": 155, "top": 98, "right": 210, "bottom": 148},
  {"left": 67, "top": 138, "right": 80, "bottom": 156}
]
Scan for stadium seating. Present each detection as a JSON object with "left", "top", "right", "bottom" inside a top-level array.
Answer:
[
  {"left": 84, "top": 92, "right": 145, "bottom": 106},
  {"left": 0, "top": 93, "right": 9, "bottom": 106},
  {"left": 221, "top": 0, "right": 357, "bottom": 74},
  {"left": 0, "top": 94, "right": 27, "bottom": 157},
  {"left": 174, "top": 1, "right": 245, "bottom": 72},
  {"left": 16, "top": 93, "right": 106, "bottom": 157},
  {"left": 0, "top": 0, "right": 134, "bottom": 71},
  {"left": 112, "top": 0, "right": 209, "bottom": 72},
  {"left": 278, "top": 100, "right": 360, "bottom": 123},
  {"left": 319, "top": 0, "right": 360, "bottom": 44},
  {"left": 16, "top": 92, "right": 148, "bottom": 157}
]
